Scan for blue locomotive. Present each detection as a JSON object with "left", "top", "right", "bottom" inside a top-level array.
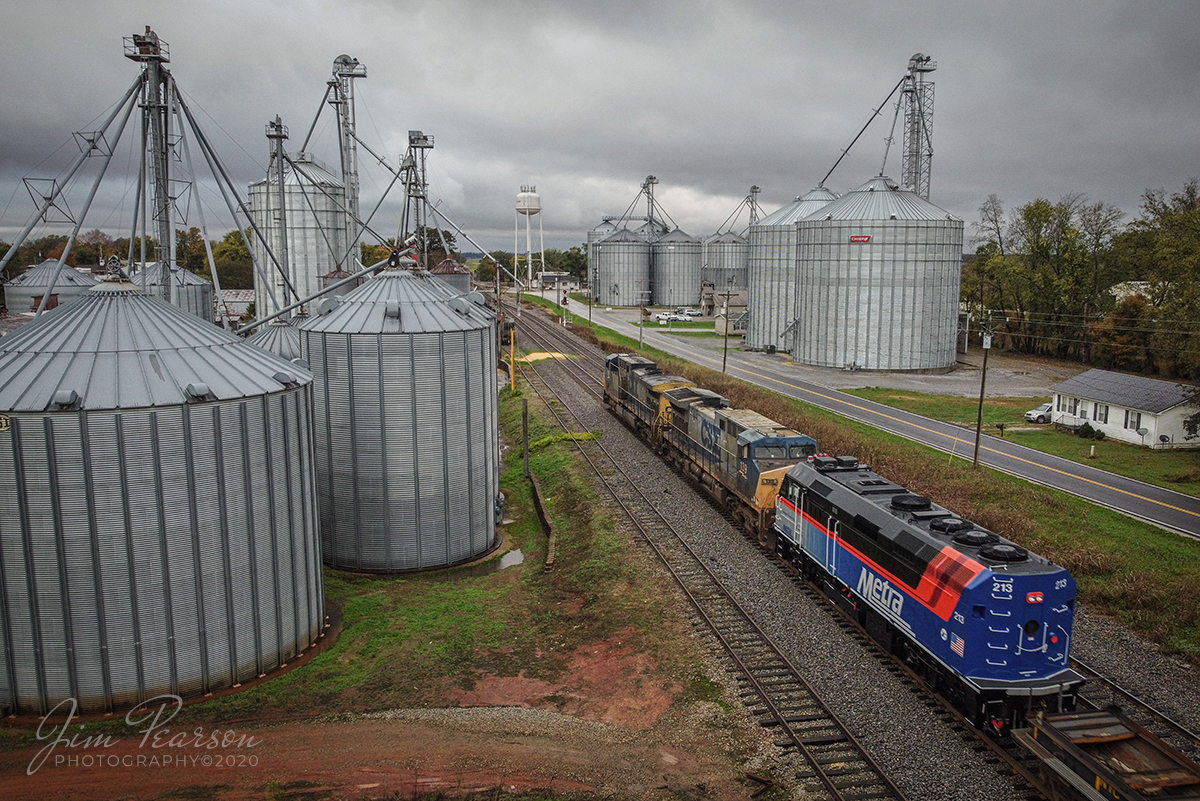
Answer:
[{"left": 775, "top": 455, "right": 1084, "bottom": 733}]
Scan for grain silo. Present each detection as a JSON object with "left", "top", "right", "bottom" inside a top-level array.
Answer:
[
  {"left": 702, "top": 231, "right": 748, "bottom": 292},
  {"left": 745, "top": 187, "right": 838, "bottom": 352},
  {"left": 0, "top": 278, "right": 325, "bottom": 715},
  {"left": 635, "top": 220, "right": 669, "bottom": 242},
  {"left": 586, "top": 220, "right": 618, "bottom": 299},
  {"left": 246, "top": 318, "right": 304, "bottom": 361},
  {"left": 300, "top": 270, "right": 501, "bottom": 572},
  {"left": 248, "top": 155, "right": 348, "bottom": 318},
  {"left": 3, "top": 259, "right": 97, "bottom": 314},
  {"left": 651, "top": 228, "right": 702, "bottom": 306},
  {"left": 792, "top": 175, "right": 963, "bottom": 371},
  {"left": 592, "top": 228, "right": 650, "bottom": 307},
  {"left": 431, "top": 257, "right": 472, "bottom": 294},
  {"left": 128, "top": 261, "right": 216, "bottom": 323}
]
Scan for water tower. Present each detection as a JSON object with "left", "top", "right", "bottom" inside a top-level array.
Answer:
[{"left": 515, "top": 185, "right": 545, "bottom": 285}]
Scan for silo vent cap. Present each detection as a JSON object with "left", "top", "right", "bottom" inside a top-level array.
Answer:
[
  {"left": 185, "top": 382, "right": 213, "bottom": 401},
  {"left": 317, "top": 296, "right": 342, "bottom": 316},
  {"left": 385, "top": 300, "right": 401, "bottom": 318},
  {"left": 291, "top": 357, "right": 310, "bottom": 371},
  {"left": 273, "top": 370, "right": 296, "bottom": 385},
  {"left": 52, "top": 389, "right": 79, "bottom": 408}
]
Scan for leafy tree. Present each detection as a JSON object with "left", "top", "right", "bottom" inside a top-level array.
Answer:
[
  {"left": 211, "top": 229, "right": 253, "bottom": 290},
  {"left": 1088, "top": 294, "right": 1155, "bottom": 373},
  {"left": 74, "top": 229, "right": 115, "bottom": 267},
  {"left": 175, "top": 227, "right": 208, "bottom": 274}
]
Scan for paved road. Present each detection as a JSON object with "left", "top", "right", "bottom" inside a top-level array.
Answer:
[{"left": 567, "top": 302, "right": 1200, "bottom": 539}]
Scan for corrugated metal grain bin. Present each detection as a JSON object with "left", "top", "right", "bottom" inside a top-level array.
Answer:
[
  {"left": 651, "top": 228, "right": 702, "bottom": 306},
  {"left": 431, "top": 258, "right": 472, "bottom": 294},
  {"left": 586, "top": 220, "right": 618, "bottom": 299},
  {"left": 592, "top": 228, "right": 650, "bottom": 307},
  {"left": 129, "top": 261, "right": 216, "bottom": 323},
  {"left": 745, "top": 187, "right": 838, "bottom": 351},
  {"left": 3, "top": 260, "right": 97, "bottom": 314},
  {"left": 792, "top": 175, "right": 963, "bottom": 371},
  {"left": 0, "top": 279, "right": 325, "bottom": 715},
  {"left": 246, "top": 319, "right": 304, "bottom": 361},
  {"left": 702, "top": 231, "right": 748, "bottom": 292},
  {"left": 249, "top": 156, "right": 348, "bottom": 318},
  {"left": 300, "top": 270, "right": 501, "bottom": 572}
]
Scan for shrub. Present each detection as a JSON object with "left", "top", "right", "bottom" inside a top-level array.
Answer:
[
  {"left": 1094, "top": 430, "right": 1106, "bottom": 441},
  {"left": 1078, "top": 422, "right": 1096, "bottom": 439}
]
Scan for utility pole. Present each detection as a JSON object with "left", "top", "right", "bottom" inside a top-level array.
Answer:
[
  {"left": 972, "top": 333, "right": 992, "bottom": 468},
  {"left": 720, "top": 279, "right": 736, "bottom": 373}
]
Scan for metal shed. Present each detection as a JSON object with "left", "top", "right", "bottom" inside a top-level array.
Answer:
[
  {"left": 745, "top": 187, "right": 838, "bottom": 351},
  {"left": 792, "top": 175, "right": 963, "bottom": 371},
  {"left": 0, "top": 278, "right": 325, "bottom": 714},
  {"left": 299, "top": 270, "right": 501, "bottom": 572},
  {"left": 431, "top": 258, "right": 472, "bottom": 295}
]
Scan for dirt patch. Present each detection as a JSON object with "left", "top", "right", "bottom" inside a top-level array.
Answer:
[{"left": 451, "top": 629, "right": 676, "bottom": 729}]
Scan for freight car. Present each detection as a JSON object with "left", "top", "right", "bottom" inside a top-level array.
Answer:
[
  {"left": 776, "top": 454, "right": 1084, "bottom": 732},
  {"left": 603, "top": 353, "right": 817, "bottom": 537},
  {"left": 1013, "top": 709, "right": 1200, "bottom": 801}
]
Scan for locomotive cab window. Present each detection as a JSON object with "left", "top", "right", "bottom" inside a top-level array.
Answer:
[
  {"left": 757, "top": 445, "right": 786, "bottom": 459},
  {"left": 790, "top": 444, "right": 816, "bottom": 459}
]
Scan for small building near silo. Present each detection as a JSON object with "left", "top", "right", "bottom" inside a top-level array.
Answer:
[
  {"left": 592, "top": 228, "right": 651, "bottom": 307},
  {"left": 792, "top": 175, "right": 963, "bottom": 371},
  {"left": 652, "top": 228, "right": 702, "bottom": 307},
  {"left": 745, "top": 186, "right": 838, "bottom": 352},
  {"left": 128, "top": 261, "right": 216, "bottom": 323},
  {"left": 3, "top": 259, "right": 98, "bottom": 314},
  {"left": 0, "top": 278, "right": 325, "bottom": 715},
  {"left": 299, "top": 270, "right": 502, "bottom": 572}
]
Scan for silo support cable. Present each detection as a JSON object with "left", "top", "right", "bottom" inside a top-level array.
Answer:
[
  {"left": 0, "top": 73, "right": 146, "bottom": 276},
  {"left": 820, "top": 74, "right": 906, "bottom": 189},
  {"left": 174, "top": 100, "right": 229, "bottom": 328},
  {"left": 173, "top": 86, "right": 300, "bottom": 307},
  {"left": 35, "top": 83, "right": 141, "bottom": 315}
]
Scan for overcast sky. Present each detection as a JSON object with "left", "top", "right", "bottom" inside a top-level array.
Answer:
[{"left": 2, "top": 0, "right": 1198, "bottom": 255}]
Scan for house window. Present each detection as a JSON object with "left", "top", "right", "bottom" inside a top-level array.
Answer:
[
  {"left": 1124, "top": 410, "right": 1142, "bottom": 430},
  {"left": 1093, "top": 404, "right": 1109, "bottom": 424},
  {"left": 1079, "top": 402, "right": 1088, "bottom": 418},
  {"left": 1064, "top": 397, "right": 1079, "bottom": 415}
]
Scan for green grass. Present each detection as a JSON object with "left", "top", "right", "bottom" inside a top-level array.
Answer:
[{"left": 843, "top": 387, "right": 1200, "bottom": 498}]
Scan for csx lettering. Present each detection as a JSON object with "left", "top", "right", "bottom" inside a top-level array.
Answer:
[{"left": 857, "top": 568, "right": 903, "bottom": 616}]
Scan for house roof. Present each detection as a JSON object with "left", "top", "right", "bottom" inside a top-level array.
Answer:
[{"left": 1049, "top": 368, "right": 1193, "bottom": 414}]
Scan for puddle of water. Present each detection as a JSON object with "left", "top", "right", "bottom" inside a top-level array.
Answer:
[{"left": 442, "top": 548, "right": 525, "bottom": 580}]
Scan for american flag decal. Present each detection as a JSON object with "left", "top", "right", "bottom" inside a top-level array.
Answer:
[{"left": 950, "top": 633, "right": 965, "bottom": 657}]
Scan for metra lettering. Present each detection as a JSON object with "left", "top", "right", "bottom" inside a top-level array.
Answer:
[{"left": 857, "top": 568, "right": 903, "bottom": 616}]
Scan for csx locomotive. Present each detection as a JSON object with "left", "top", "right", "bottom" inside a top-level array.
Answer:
[{"left": 603, "top": 352, "right": 1083, "bottom": 732}]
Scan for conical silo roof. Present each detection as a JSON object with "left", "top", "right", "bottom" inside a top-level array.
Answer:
[
  {"left": 708, "top": 230, "right": 747, "bottom": 245},
  {"left": 600, "top": 227, "right": 648, "bottom": 245},
  {"left": 655, "top": 227, "right": 700, "bottom": 245},
  {"left": 806, "top": 175, "right": 960, "bottom": 222},
  {"left": 0, "top": 279, "right": 310, "bottom": 412},
  {"left": 246, "top": 319, "right": 304, "bottom": 361},
  {"left": 756, "top": 186, "right": 840, "bottom": 227},
  {"left": 298, "top": 270, "right": 494, "bottom": 335},
  {"left": 7, "top": 259, "right": 98, "bottom": 289},
  {"left": 589, "top": 220, "right": 618, "bottom": 238},
  {"left": 249, "top": 155, "right": 343, "bottom": 190},
  {"left": 129, "top": 262, "right": 214, "bottom": 287},
  {"left": 431, "top": 258, "right": 470, "bottom": 276}
]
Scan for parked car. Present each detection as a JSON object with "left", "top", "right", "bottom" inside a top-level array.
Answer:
[
  {"left": 1025, "top": 402, "right": 1053, "bottom": 423},
  {"left": 674, "top": 307, "right": 701, "bottom": 317}
]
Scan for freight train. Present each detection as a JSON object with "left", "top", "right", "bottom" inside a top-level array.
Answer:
[{"left": 603, "top": 352, "right": 1084, "bottom": 732}]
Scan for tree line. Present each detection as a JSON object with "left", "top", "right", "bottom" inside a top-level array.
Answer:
[{"left": 965, "top": 178, "right": 1200, "bottom": 381}]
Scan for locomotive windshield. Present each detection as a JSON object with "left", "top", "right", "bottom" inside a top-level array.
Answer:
[{"left": 757, "top": 445, "right": 786, "bottom": 459}]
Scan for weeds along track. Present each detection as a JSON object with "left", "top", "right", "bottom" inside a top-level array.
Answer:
[{"left": 509, "top": 302, "right": 908, "bottom": 801}]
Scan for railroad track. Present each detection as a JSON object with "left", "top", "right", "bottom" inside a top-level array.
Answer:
[
  {"left": 507, "top": 298, "right": 1200, "bottom": 800},
  {"left": 509, "top": 300, "right": 909, "bottom": 801}
]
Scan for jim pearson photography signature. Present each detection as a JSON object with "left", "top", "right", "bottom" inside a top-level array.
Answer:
[{"left": 27, "top": 695, "right": 262, "bottom": 775}]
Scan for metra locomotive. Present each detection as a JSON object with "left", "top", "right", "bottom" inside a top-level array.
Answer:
[
  {"left": 777, "top": 456, "right": 1083, "bottom": 732},
  {"left": 603, "top": 352, "right": 1083, "bottom": 732}
]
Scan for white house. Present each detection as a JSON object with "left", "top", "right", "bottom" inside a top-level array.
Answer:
[{"left": 1047, "top": 368, "right": 1198, "bottom": 449}]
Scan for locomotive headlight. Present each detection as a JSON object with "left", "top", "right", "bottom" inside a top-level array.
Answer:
[{"left": 1026, "top": 591, "right": 1044, "bottom": 604}]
